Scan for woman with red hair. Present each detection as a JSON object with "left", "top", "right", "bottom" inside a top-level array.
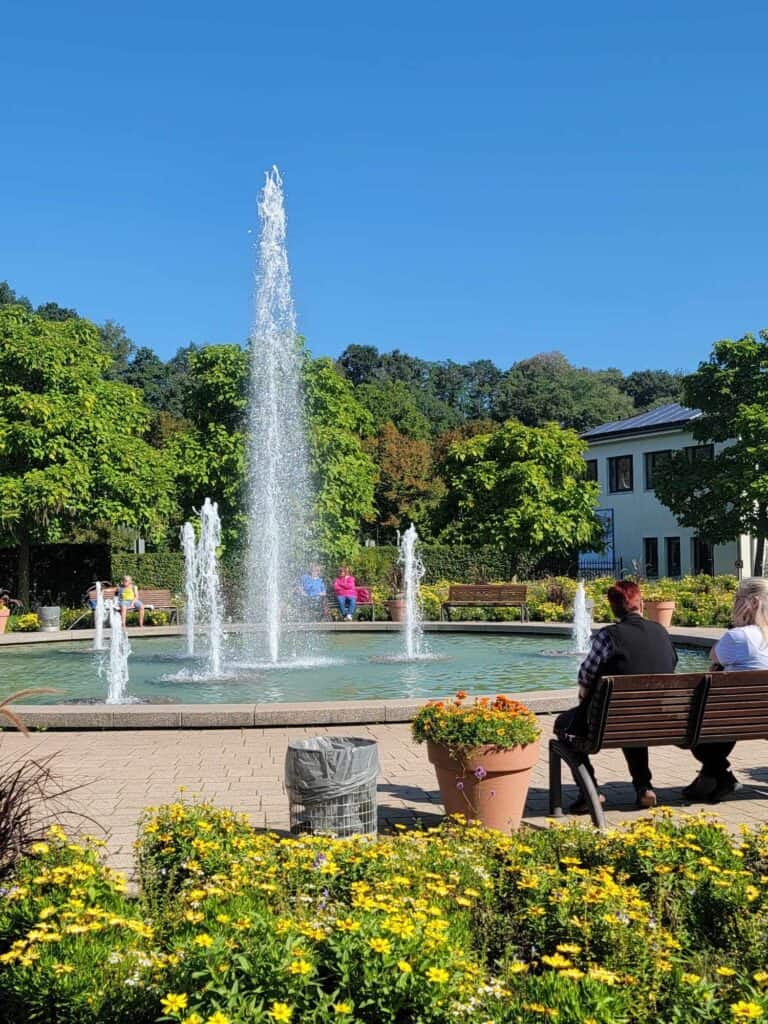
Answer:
[{"left": 556, "top": 579, "right": 677, "bottom": 812}]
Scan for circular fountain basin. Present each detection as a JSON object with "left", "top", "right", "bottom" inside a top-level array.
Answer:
[{"left": 0, "top": 632, "right": 710, "bottom": 706}]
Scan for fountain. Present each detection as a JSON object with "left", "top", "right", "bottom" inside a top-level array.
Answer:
[
  {"left": 92, "top": 581, "right": 106, "bottom": 652},
  {"left": 572, "top": 581, "right": 593, "bottom": 655},
  {"left": 398, "top": 524, "right": 427, "bottom": 659},
  {"left": 197, "top": 498, "right": 224, "bottom": 676},
  {"left": 181, "top": 521, "right": 198, "bottom": 657},
  {"left": 244, "top": 167, "right": 313, "bottom": 664},
  {"left": 105, "top": 602, "right": 131, "bottom": 704}
]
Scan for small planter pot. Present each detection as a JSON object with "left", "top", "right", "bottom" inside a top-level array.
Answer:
[
  {"left": 0, "top": 609, "right": 9, "bottom": 634},
  {"left": 427, "top": 739, "right": 540, "bottom": 834},
  {"left": 386, "top": 597, "right": 406, "bottom": 622},
  {"left": 644, "top": 600, "right": 676, "bottom": 629}
]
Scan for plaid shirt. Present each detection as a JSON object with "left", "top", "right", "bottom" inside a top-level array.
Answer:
[{"left": 577, "top": 627, "right": 614, "bottom": 691}]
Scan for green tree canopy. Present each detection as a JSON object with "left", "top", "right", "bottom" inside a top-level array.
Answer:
[
  {"left": 654, "top": 331, "right": 768, "bottom": 575},
  {"left": 436, "top": 419, "right": 602, "bottom": 565},
  {"left": 0, "top": 306, "right": 174, "bottom": 602}
]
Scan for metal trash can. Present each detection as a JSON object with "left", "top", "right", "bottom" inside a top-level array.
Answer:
[
  {"left": 285, "top": 736, "right": 378, "bottom": 837},
  {"left": 39, "top": 606, "right": 61, "bottom": 632}
]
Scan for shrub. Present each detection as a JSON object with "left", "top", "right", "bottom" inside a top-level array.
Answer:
[{"left": 7, "top": 613, "right": 40, "bottom": 632}]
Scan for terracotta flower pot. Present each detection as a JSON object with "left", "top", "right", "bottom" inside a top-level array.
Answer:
[
  {"left": 386, "top": 597, "right": 406, "bottom": 622},
  {"left": 427, "top": 739, "right": 540, "bottom": 833},
  {"left": 644, "top": 600, "right": 675, "bottom": 629},
  {"left": 0, "top": 609, "right": 9, "bottom": 634}
]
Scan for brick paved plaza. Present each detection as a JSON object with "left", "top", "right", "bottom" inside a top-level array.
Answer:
[{"left": 3, "top": 716, "right": 768, "bottom": 880}]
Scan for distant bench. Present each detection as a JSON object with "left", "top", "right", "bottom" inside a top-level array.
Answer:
[
  {"left": 84, "top": 586, "right": 177, "bottom": 624},
  {"left": 440, "top": 584, "right": 529, "bottom": 622},
  {"left": 549, "top": 670, "right": 768, "bottom": 828}
]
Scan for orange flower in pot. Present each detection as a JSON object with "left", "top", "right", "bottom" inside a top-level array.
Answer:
[{"left": 411, "top": 691, "right": 541, "bottom": 833}]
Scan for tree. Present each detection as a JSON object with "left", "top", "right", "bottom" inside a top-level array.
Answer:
[
  {"left": 622, "top": 369, "right": 684, "bottom": 410},
  {"left": 365, "top": 422, "right": 444, "bottom": 541},
  {"left": 491, "top": 352, "right": 634, "bottom": 431},
  {"left": 99, "top": 320, "right": 135, "bottom": 377},
  {"left": 0, "top": 281, "right": 32, "bottom": 311},
  {"left": 35, "top": 301, "right": 78, "bottom": 321},
  {"left": 436, "top": 419, "right": 602, "bottom": 563},
  {"left": 336, "top": 344, "right": 381, "bottom": 386},
  {"left": 654, "top": 332, "right": 768, "bottom": 575},
  {"left": 355, "top": 380, "right": 432, "bottom": 439},
  {"left": 0, "top": 307, "right": 174, "bottom": 603}
]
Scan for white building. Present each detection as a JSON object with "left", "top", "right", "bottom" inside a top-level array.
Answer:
[{"left": 580, "top": 403, "right": 755, "bottom": 578}]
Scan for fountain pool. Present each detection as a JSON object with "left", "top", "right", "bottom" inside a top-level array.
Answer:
[{"left": 0, "top": 633, "right": 709, "bottom": 706}]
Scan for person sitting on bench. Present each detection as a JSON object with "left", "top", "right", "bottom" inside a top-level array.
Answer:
[
  {"left": 86, "top": 580, "right": 114, "bottom": 612},
  {"left": 683, "top": 577, "right": 768, "bottom": 803},
  {"left": 555, "top": 579, "right": 677, "bottom": 813},
  {"left": 116, "top": 575, "right": 144, "bottom": 627},
  {"left": 298, "top": 563, "right": 328, "bottom": 620}
]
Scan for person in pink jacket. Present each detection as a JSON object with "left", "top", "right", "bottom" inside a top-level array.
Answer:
[{"left": 333, "top": 566, "right": 357, "bottom": 620}]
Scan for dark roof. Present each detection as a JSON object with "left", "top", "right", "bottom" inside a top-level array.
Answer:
[{"left": 581, "top": 402, "right": 701, "bottom": 441}]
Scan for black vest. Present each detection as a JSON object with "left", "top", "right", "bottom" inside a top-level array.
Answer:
[{"left": 600, "top": 613, "right": 678, "bottom": 679}]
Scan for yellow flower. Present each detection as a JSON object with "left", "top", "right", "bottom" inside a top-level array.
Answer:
[
  {"left": 731, "top": 1003, "right": 763, "bottom": 1021},
  {"left": 559, "top": 967, "right": 585, "bottom": 979},
  {"left": 269, "top": 1003, "right": 293, "bottom": 1023},
  {"left": 556, "top": 943, "right": 582, "bottom": 955},
  {"left": 681, "top": 973, "right": 701, "bottom": 984},
  {"left": 426, "top": 966, "right": 450, "bottom": 984},
  {"left": 542, "top": 953, "right": 572, "bottom": 969},
  {"left": 287, "top": 959, "right": 312, "bottom": 976},
  {"left": 205, "top": 1014, "right": 230, "bottom": 1024},
  {"left": 161, "top": 992, "right": 189, "bottom": 1013},
  {"left": 717, "top": 966, "right": 738, "bottom": 977},
  {"left": 368, "top": 937, "right": 392, "bottom": 954},
  {"left": 333, "top": 1003, "right": 353, "bottom": 1015},
  {"left": 182, "top": 1015, "right": 203, "bottom": 1024},
  {"left": 397, "top": 960, "right": 413, "bottom": 973},
  {"left": 193, "top": 933, "right": 214, "bottom": 948},
  {"left": 53, "top": 963, "right": 74, "bottom": 975},
  {"left": 753, "top": 971, "right": 768, "bottom": 988}
]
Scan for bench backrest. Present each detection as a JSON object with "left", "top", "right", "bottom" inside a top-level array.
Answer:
[
  {"left": 588, "top": 669, "right": 768, "bottom": 753},
  {"left": 447, "top": 584, "right": 527, "bottom": 603},
  {"left": 588, "top": 672, "right": 708, "bottom": 751},
  {"left": 698, "top": 671, "right": 768, "bottom": 743},
  {"left": 136, "top": 588, "right": 174, "bottom": 607}
]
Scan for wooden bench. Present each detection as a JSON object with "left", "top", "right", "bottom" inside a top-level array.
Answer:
[
  {"left": 78, "top": 586, "right": 178, "bottom": 625},
  {"left": 440, "top": 584, "right": 529, "bottom": 622},
  {"left": 549, "top": 670, "right": 768, "bottom": 828}
]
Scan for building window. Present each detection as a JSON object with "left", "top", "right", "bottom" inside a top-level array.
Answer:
[
  {"left": 644, "top": 450, "right": 671, "bottom": 490},
  {"left": 643, "top": 538, "right": 659, "bottom": 578},
  {"left": 608, "top": 455, "right": 633, "bottom": 493},
  {"left": 666, "top": 537, "right": 681, "bottom": 578},
  {"left": 692, "top": 537, "right": 714, "bottom": 576},
  {"left": 585, "top": 459, "right": 598, "bottom": 482},
  {"left": 685, "top": 444, "right": 715, "bottom": 463}
]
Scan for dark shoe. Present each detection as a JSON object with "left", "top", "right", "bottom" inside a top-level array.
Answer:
[
  {"left": 707, "top": 771, "right": 740, "bottom": 803},
  {"left": 569, "top": 793, "right": 606, "bottom": 815},
  {"left": 636, "top": 789, "right": 657, "bottom": 809},
  {"left": 681, "top": 773, "right": 717, "bottom": 802}
]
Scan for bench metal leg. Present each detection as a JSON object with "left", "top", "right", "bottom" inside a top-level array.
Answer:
[
  {"left": 550, "top": 739, "right": 606, "bottom": 830},
  {"left": 549, "top": 740, "right": 563, "bottom": 817}
]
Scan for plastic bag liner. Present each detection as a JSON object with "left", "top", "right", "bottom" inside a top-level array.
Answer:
[{"left": 285, "top": 737, "right": 378, "bottom": 803}]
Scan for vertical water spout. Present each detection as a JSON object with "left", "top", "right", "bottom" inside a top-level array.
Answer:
[
  {"left": 198, "top": 498, "right": 224, "bottom": 676},
  {"left": 92, "top": 582, "right": 106, "bottom": 652},
  {"left": 399, "top": 524, "right": 426, "bottom": 659},
  {"left": 181, "top": 521, "right": 197, "bottom": 657},
  {"left": 245, "top": 167, "right": 312, "bottom": 663},
  {"left": 572, "top": 581, "right": 592, "bottom": 654},
  {"left": 105, "top": 602, "right": 131, "bottom": 704}
]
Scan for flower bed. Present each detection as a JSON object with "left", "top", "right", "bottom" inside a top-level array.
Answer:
[{"left": 2, "top": 804, "right": 768, "bottom": 1022}]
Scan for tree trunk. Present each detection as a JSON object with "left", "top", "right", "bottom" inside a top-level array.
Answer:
[
  {"left": 754, "top": 534, "right": 766, "bottom": 577},
  {"left": 17, "top": 538, "right": 31, "bottom": 608}
]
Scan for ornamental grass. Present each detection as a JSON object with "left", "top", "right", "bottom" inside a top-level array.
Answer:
[
  {"left": 411, "top": 692, "right": 541, "bottom": 755},
  {"left": 3, "top": 804, "right": 768, "bottom": 1022}
]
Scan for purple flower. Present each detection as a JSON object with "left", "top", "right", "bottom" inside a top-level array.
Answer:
[
  {"left": 312, "top": 853, "right": 328, "bottom": 870},
  {"left": 455, "top": 780, "right": 465, "bottom": 791},
  {"left": 473, "top": 766, "right": 488, "bottom": 780}
]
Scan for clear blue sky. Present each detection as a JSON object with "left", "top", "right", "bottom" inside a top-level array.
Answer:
[{"left": 2, "top": 1, "right": 767, "bottom": 373}]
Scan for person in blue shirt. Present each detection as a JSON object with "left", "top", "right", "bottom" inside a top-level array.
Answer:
[{"left": 298, "top": 564, "right": 328, "bottom": 620}]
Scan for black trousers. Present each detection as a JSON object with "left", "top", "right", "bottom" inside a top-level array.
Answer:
[
  {"left": 555, "top": 706, "right": 653, "bottom": 794},
  {"left": 691, "top": 742, "right": 736, "bottom": 781}
]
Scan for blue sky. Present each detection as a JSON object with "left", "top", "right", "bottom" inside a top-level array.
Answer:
[{"left": 2, "top": 1, "right": 767, "bottom": 372}]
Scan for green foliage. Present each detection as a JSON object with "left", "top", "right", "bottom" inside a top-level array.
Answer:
[
  {"left": 111, "top": 553, "right": 185, "bottom": 592},
  {"left": 654, "top": 331, "right": 768, "bottom": 576},
  {"left": 6, "top": 808, "right": 768, "bottom": 1022},
  {"left": 438, "top": 420, "right": 603, "bottom": 561}
]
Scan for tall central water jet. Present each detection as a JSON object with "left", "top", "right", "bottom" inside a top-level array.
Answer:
[
  {"left": 198, "top": 498, "right": 224, "bottom": 676},
  {"left": 245, "top": 167, "right": 313, "bottom": 663},
  {"left": 181, "top": 522, "right": 197, "bottom": 657},
  {"left": 571, "top": 580, "right": 592, "bottom": 655},
  {"left": 399, "top": 524, "right": 427, "bottom": 659}
]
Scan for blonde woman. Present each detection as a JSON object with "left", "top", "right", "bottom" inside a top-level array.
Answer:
[{"left": 683, "top": 577, "right": 768, "bottom": 803}]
